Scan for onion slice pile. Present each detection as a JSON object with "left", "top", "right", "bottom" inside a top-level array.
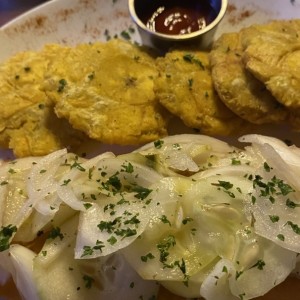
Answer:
[{"left": 0, "top": 134, "right": 299, "bottom": 300}]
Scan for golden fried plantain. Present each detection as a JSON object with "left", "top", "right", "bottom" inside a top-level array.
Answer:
[
  {"left": 240, "top": 20, "right": 300, "bottom": 128},
  {"left": 209, "top": 32, "right": 287, "bottom": 125},
  {"left": 0, "top": 46, "right": 87, "bottom": 157},
  {"left": 155, "top": 48, "right": 249, "bottom": 136},
  {"left": 43, "top": 39, "right": 169, "bottom": 145}
]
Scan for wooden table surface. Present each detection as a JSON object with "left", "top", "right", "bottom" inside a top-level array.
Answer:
[{"left": 0, "top": 0, "right": 49, "bottom": 27}]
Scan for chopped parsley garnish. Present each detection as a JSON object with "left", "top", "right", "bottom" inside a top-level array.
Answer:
[
  {"left": 182, "top": 53, "right": 205, "bottom": 69},
  {"left": 154, "top": 139, "right": 164, "bottom": 149},
  {"left": 57, "top": 79, "right": 67, "bottom": 93},
  {"left": 182, "top": 217, "right": 193, "bottom": 225},
  {"left": 47, "top": 227, "right": 64, "bottom": 240},
  {"left": 70, "top": 158, "right": 85, "bottom": 171},
  {"left": 211, "top": 180, "right": 235, "bottom": 198},
  {"left": 0, "top": 225, "right": 17, "bottom": 252},
  {"left": 120, "top": 30, "right": 131, "bottom": 40},
  {"left": 81, "top": 240, "right": 105, "bottom": 257},
  {"left": 286, "top": 221, "right": 300, "bottom": 235},
  {"left": 250, "top": 259, "right": 265, "bottom": 270},
  {"left": 269, "top": 215, "right": 279, "bottom": 223},
  {"left": 141, "top": 252, "right": 155, "bottom": 262},
  {"left": 102, "top": 173, "right": 122, "bottom": 192},
  {"left": 8, "top": 168, "right": 16, "bottom": 174},
  {"left": 252, "top": 175, "right": 294, "bottom": 201},
  {"left": 132, "top": 186, "right": 152, "bottom": 200},
  {"left": 231, "top": 158, "right": 241, "bottom": 165},
  {"left": 286, "top": 199, "right": 300, "bottom": 209},
  {"left": 121, "top": 162, "right": 134, "bottom": 173},
  {"left": 188, "top": 78, "right": 193, "bottom": 89},
  {"left": 83, "top": 274, "right": 94, "bottom": 289},
  {"left": 98, "top": 217, "right": 122, "bottom": 233},
  {"left": 235, "top": 270, "right": 243, "bottom": 279},
  {"left": 61, "top": 179, "right": 71, "bottom": 186},
  {"left": 212, "top": 180, "right": 233, "bottom": 190},
  {"left": 157, "top": 235, "right": 176, "bottom": 264},
  {"left": 83, "top": 203, "right": 93, "bottom": 209},
  {"left": 123, "top": 214, "right": 140, "bottom": 225},
  {"left": 263, "top": 162, "right": 272, "bottom": 172},
  {"left": 159, "top": 215, "right": 171, "bottom": 226},
  {"left": 107, "top": 236, "right": 118, "bottom": 245}
]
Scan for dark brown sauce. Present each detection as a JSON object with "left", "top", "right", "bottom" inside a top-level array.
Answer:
[{"left": 137, "top": 0, "right": 218, "bottom": 35}]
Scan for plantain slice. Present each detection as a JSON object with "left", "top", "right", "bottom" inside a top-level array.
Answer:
[
  {"left": 155, "top": 48, "right": 250, "bottom": 136},
  {"left": 209, "top": 32, "right": 287, "bottom": 125},
  {"left": 43, "top": 39, "right": 170, "bottom": 145},
  {"left": 240, "top": 19, "right": 300, "bottom": 129},
  {"left": 0, "top": 46, "right": 87, "bottom": 157}
]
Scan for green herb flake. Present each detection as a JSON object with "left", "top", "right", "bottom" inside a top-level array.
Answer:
[
  {"left": 88, "top": 72, "right": 95, "bottom": 80},
  {"left": 83, "top": 274, "right": 94, "bottom": 289},
  {"left": 141, "top": 252, "right": 155, "bottom": 262},
  {"left": 182, "top": 217, "right": 193, "bottom": 225},
  {"left": 212, "top": 180, "right": 233, "bottom": 190},
  {"left": 188, "top": 78, "right": 193, "bottom": 89},
  {"left": 159, "top": 215, "right": 171, "bottom": 226},
  {"left": 0, "top": 224, "right": 17, "bottom": 252},
  {"left": 47, "top": 227, "right": 64, "bottom": 240},
  {"left": 222, "top": 266, "right": 228, "bottom": 273},
  {"left": 263, "top": 162, "right": 272, "bottom": 172},
  {"left": 61, "top": 179, "right": 71, "bottom": 186},
  {"left": 102, "top": 173, "right": 122, "bottom": 192},
  {"left": 286, "top": 221, "right": 300, "bottom": 235},
  {"left": 250, "top": 259, "right": 265, "bottom": 270},
  {"left": 121, "top": 30, "right": 131, "bottom": 40},
  {"left": 235, "top": 270, "right": 243, "bottom": 280},
  {"left": 154, "top": 139, "right": 164, "bottom": 149},
  {"left": 269, "top": 215, "right": 279, "bottom": 223},
  {"left": 231, "top": 158, "right": 241, "bottom": 165},
  {"left": 157, "top": 235, "right": 176, "bottom": 264},
  {"left": 132, "top": 186, "right": 152, "bottom": 200},
  {"left": 8, "top": 168, "right": 16, "bottom": 174},
  {"left": 83, "top": 203, "right": 93, "bottom": 210},
  {"left": 107, "top": 236, "right": 118, "bottom": 245},
  {"left": 121, "top": 162, "right": 134, "bottom": 173},
  {"left": 182, "top": 53, "right": 205, "bottom": 69},
  {"left": 286, "top": 199, "right": 300, "bottom": 209},
  {"left": 57, "top": 79, "right": 67, "bottom": 93}
]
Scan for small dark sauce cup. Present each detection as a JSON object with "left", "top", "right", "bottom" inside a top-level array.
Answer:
[{"left": 128, "top": 0, "right": 228, "bottom": 51}]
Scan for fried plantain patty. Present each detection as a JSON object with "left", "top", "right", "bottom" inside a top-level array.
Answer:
[
  {"left": 155, "top": 48, "right": 249, "bottom": 136},
  {"left": 240, "top": 20, "right": 300, "bottom": 129},
  {"left": 209, "top": 32, "right": 288, "bottom": 125},
  {"left": 0, "top": 46, "right": 87, "bottom": 157},
  {"left": 43, "top": 39, "right": 169, "bottom": 145}
]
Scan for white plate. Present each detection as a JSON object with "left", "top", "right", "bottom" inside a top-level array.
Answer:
[
  {"left": 1, "top": 0, "right": 300, "bottom": 61},
  {"left": 0, "top": 1, "right": 300, "bottom": 298},
  {"left": 0, "top": 0, "right": 300, "bottom": 155}
]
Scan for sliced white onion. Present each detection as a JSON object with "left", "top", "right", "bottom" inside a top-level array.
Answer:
[
  {"left": 137, "top": 134, "right": 232, "bottom": 153},
  {"left": 200, "top": 259, "right": 236, "bottom": 300},
  {"left": 9, "top": 245, "right": 39, "bottom": 300},
  {"left": 240, "top": 134, "right": 300, "bottom": 168},
  {"left": 75, "top": 190, "right": 161, "bottom": 258}
]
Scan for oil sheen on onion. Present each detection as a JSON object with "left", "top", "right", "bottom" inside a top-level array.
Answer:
[{"left": 139, "top": 0, "right": 218, "bottom": 35}]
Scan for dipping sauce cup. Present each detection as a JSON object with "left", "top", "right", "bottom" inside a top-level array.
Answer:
[{"left": 128, "top": 0, "right": 228, "bottom": 51}]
